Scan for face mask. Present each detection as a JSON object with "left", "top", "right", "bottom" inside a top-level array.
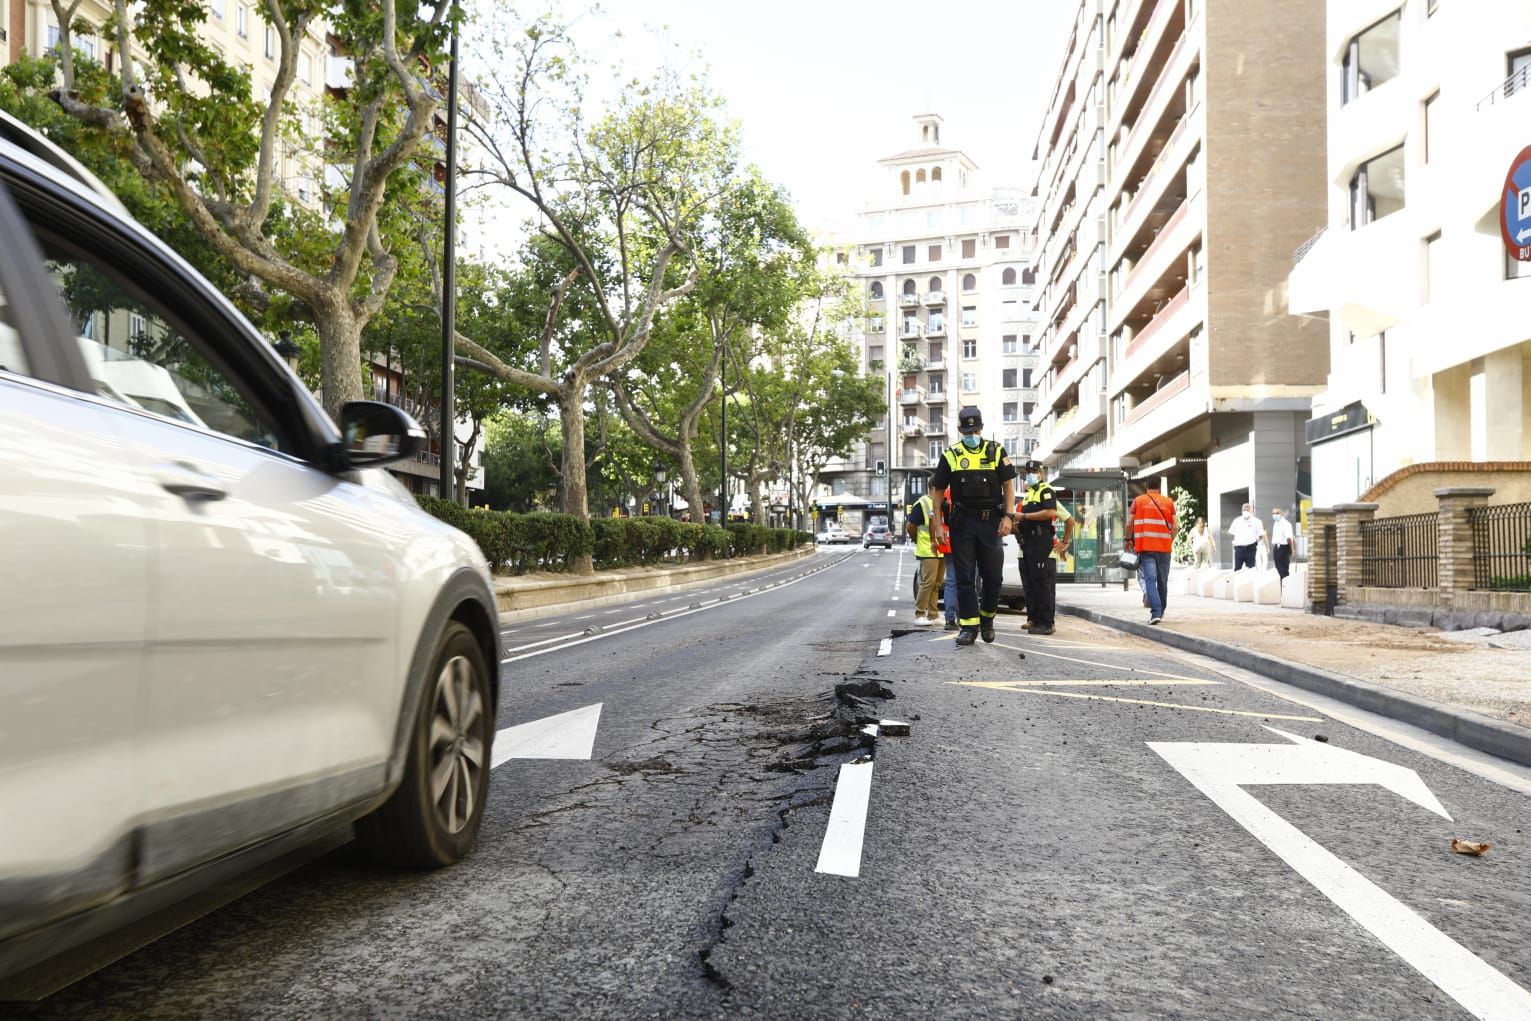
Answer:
[
  {"left": 1025, "top": 473, "right": 1038, "bottom": 485},
  {"left": 1242, "top": 511, "right": 1252, "bottom": 520},
  {"left": 961, "top": 434, "right": 981, "bottom": 450}
]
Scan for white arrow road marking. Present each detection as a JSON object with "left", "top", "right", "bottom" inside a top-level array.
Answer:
[
  {"left": 815, "top": 759, "right": 875, "bottom": 877},
  {"left": 1151, "top": 728, "right": 1531, "bottom": 1021},
  {"left": 492, "top": 703, "right": 602, "bottom": 767}
]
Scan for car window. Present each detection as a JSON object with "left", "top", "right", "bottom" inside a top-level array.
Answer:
[
  {"left": 0, "top": 277, "right": 26, "bottom": 376},
  {"left": 38, "top": 242, "right": 281, "bottom": 451}
]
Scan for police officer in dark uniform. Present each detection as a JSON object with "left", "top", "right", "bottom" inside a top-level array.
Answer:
[
  {"left": 930, "top": 406, "right": 1017, "bottom": 647},
  {"left": 1017, "top": 458, "right": 1060, "bottom": 635}
]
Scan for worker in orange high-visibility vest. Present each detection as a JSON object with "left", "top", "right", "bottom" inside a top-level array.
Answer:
[{"left": 1126, "top": 479, "right": 1177, "bottom": 625}]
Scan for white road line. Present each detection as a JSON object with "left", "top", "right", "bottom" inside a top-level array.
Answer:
[
  {"left": 604, "top": 609, "right": 623, "bottom": 614},
  {"left": 815, "top": 760, "right": 875, "bottom": 878},
  {"left": 894, "top": 546, "right": 905, "bottom": 592},
  {"left": 887, "top": 610, "right": 896, "bottom": 618},
  {"left": 492, "top": 703, "right": 602, "bottom": 766},
  {"left": 500, "top": 556, "right": 855, "bottom": 664},
  {"left": 877, "top": 638, "right": 892, "bottom": 656},
  {"left": 574, "top": 614, "right": 595, "bottom": 621},
  {"left": 535, "top": 621, "right": 558, "bottom": 628}
]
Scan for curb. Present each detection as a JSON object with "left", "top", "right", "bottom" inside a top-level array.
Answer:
[
  {"left": 1058, "top": 602, "right": 1531, "bottom": 770},
  {"left": 494, "top": 546, "right": 818, "bottom": 624}
]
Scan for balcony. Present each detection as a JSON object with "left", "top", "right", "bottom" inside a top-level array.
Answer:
[
  {"left": 926, "top": 389, "right": 947, "bottom": 405},
  {"left": 1108, "top": 0, "right": 1180, "bottom": 138},
  {"left": 899, "top": 386, "right": 927, "bottom": 405},
  {"left": 1109, "top": 196, "right": 1200, "bottom": 333},
  {"left": 924, "top": 291, "right": 946, "bottom": 307},
  {"left": 1110, "top": 104, "right": 1201, "bottom": 267},
  {"left": 899, "top": 324, "right": 923, "bottom": 340},
  {"left": 901, "top": 422, "right": 926, "bottom": 438},
  {"left": 866, "top": 318, "right": 885, "bottom": 333},
  {"left": 899, "top": 293, "right": 921, "bottom": 308},
  {"left": 1114, "top": 283, "right": 1202, "bottom": 396},
  {"left": 925, "top": 320, "right": 947, "bottom": 338},
  {"left": 898, "top": 352, "right": 926, "bottom": 373}
]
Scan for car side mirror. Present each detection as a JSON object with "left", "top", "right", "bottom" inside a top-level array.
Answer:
[{"left": 329, "top": 400, "right": 426, "bottom": 471}]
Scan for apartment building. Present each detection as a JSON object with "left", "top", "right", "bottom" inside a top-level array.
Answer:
[
  {"left": 1030, "top": 0, "right": 1328, "bottom": 536},
  {"left": 816, "top": 114, "right": 1041, "bottom": 526},
  {"left": 1288, "top": 0, "right": 1531, "bottom": 506}
]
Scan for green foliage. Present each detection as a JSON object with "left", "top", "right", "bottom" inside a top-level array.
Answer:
[
  {"left": 699, "top": 525, "right": 734, "bottom": 560},
  {"left": 1170, "top": 486, "right": 1200, "bottom": 564}
]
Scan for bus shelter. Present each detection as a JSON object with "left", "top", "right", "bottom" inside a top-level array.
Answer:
[{"left": 1047, "top": 468, "right": 1131, "bottom": 586}]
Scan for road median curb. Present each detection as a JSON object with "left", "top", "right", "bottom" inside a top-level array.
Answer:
[
  {"left": 1058, "top": 602, "right": 1531, "bottom": 770},
  {"left": 494, "top": 546, "right": 818, "bottom": 623}
]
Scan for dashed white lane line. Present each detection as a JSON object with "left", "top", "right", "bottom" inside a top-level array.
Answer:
[
  {"left": 887, "top": 610, "right": 896, "bottom": 618},
  {"left": 574, "top": 614, "right": 595, "bottom": 621},
  {"left": 877, "top": 638, "right": 892, "bottom": 656},
  {"left": 535, "top": 622, "right": 558, "bottom": 628},
  {"left": 816, "top": 759, "right": 875, "bottom": 878}
]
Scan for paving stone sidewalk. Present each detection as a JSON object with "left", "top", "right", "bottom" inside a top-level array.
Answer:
[{"left": 1056, "top": 579, "right": 1531, "bottom": 737}]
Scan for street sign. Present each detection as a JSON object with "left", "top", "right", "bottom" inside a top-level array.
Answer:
[
  {"left": 1501, "top": 144, "right": 1531, "bottom": 261},
  {"left": 1151, "top": 728, "right": 1531, "bottom": 1020}
]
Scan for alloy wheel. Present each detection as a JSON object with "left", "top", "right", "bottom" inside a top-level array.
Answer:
[{"left": 427, "top": 654, "right": 485, "bottom": 834}]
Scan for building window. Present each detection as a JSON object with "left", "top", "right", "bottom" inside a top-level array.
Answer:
[
  {"left": 1422, "top": 91, "right": 1439, "bottom": 165},
  {"left": 928, "top": 312, "right": 945, "bottom": 332},
  {"left": 1003, "top": 368, "right": 1018, "bottom": 388},
  {"left": 929, "top": 440, "right": 945, "bottom": 461},
  {"left": 1001, "top": 267, "right": 1017, "bottom": 285},
  {"left": 869, "top": 248, "right": 883, "bottom": 267},
  {"left": 1021, "top": 334, "right": 1033, "bottom": 352},
  {"left": 916, "top": 168, "right": 927, "bottom": 185},
  {"left": 210, "top": 0, "right": 224, "bottom": 18},
  {"left": 1003, "top": 402, "right": 1019, "bottom": 422},
  {"left": 299, "top": 51, "right": 312, "bottom": 83},
  {"left": 902, "top": 246, "right": 916, "bottom": 265},
  {"left": 1002, "top": 334, "right": 1018, "bottom": 354},
  {"left": 932, "top": 166, "right": 943, "bottom": 183},
  {"left": 929, "top": 341, "right": 943, "bottom": 363},
  {"left": 1422, "top": 231, "right": 1441, "bottom": 303},
  {"left": 962, "top": 239, "right": 976, "bottom": 259},
  {"left": 1341, "top": 10, "right": 1401, "bottom": 106},
  {"left": 1023, "top": 368, "right": 1033, "bottom": 388},
  {"left": 930, "top": 412, "right": 944, "bottom": 433},
  {"left": 962, "top": 273, "right": 976, "bottom": 291},
  {"left": 901, "top": 170, "right": 910, "bottom": 195},
  {"left": 1349, "top": 144, "right": 1405, "bottom": 229},
  {"left": 994, "top": 234, "right": 1011, "bottom": 250},
  {"left": 1024, "top": 401, "right": 1035, "bottom": 419},
  {"left": 868, "top": 316, "right": 884, "bottom": 333},
  {"left": 962, "top": 373, "right": 977, "bottom": 392},
  {"left": 962, "top": 338, "right": 977, "bottom": 359},
  {"left": 902, "top": 316, "right": 920, "bottom": 336},
  {"left": 927, "top": 276, "right": 942, "bottom": 293},
  {"left": 237, "top": 4, "right": 247, "bottom": 36},
  {"left": 928, "top": 244, "right": 942, "bottom": 262},
  {"left": 265, "top": 24, "right": 275, "bottom": 59},
  {"left": 868, "top": 345, "right": 884, "bottom": 366},
  {"left": 870, "top": 281, "right": 883, "bottom": 300},
  {"left": 1021, "top": 268, "right": 1037, "bottom": 285},
  {"left": 929, "top": 372, "right": 943, "bottom": 394},
  {"left": 961, "top": 306, "right": 977, "bottom": 328},
  {"left": 902, "top": 279, "right": 917, "bottom": 297}
]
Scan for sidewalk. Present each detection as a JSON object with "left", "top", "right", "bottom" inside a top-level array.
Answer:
[{"left": 1057, "top": 573, "right": 1531, "bottom": 766}]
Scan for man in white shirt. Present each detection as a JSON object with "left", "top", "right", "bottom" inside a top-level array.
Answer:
[
  {"left": 1227, "top": 503, "right": 1265, "bottom": 571},
  {"left": 1270, "top": 506, "right": 1296, "bottom": 580}
]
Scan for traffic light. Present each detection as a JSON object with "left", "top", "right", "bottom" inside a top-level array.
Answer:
[{"left": 875, "top": 459, "right": 886, "bottom": 477}]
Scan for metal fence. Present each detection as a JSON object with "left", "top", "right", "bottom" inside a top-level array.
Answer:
[
  {"left": 1470, "top": 502, "right": 1531, "bottom": 592},
  {"left": 1359, "top": 512, "right": 1438, "bottom": 589}
]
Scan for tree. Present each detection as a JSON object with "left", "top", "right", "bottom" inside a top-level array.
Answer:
[
  {"left": 608, "top": 171, "right": 813, "bottom": 521},
  {"left": 482, "top": 411, "right": 561, "bottom": 512},
  {"left": 444, "top": 14, "right": 736, "bottom": 570},
  {"left": 44, "top": 0, "right": 453, "bottom": 418}
]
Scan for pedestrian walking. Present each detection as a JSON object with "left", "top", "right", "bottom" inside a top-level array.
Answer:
[
  {"left": 1270, "top": 506, "right": 1295, "bottom": 581},
  {"left": 935, "top": 491, "right": 962, "bottom": 631},
  {"left": 904, "top": 490, "right": 944, "bottom": 624},
  {"left": 1190, "top": 517, "right": 1216, "bottom": 568},
  {"left": 1127, "top": 481, "right": 1177, "bottom": 625},
  {"left": 931, "top": 406, "right": 1017, "bottom": 647},
  {"left": 1016, "top": 459, "right": 1061, "bottom": 635},
  {"left": 1228, "top": 503, "right": 1265, "bottom": 571}
]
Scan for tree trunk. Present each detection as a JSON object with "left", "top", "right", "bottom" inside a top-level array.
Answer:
[
  {"left": 679, "top": 443, "right": 705, "bottom": 527},
  {"left": 557, "top": 384, "right": 594, "bottom": 574},
  {"left": 315, "top": 303, "right": 366, "bottom": 421}
]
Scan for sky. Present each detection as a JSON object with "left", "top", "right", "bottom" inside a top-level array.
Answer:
[{"left": 468, "top": 1, "right": 1079, "bottom": 238}]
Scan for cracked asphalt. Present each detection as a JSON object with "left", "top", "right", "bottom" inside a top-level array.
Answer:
[{"left": 13, "top": 547, "right": 1531, "bottom": 1019}]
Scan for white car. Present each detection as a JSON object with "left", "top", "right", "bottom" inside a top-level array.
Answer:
[{"left": 0, "top": 113, "right": 500, "bottom": 989}]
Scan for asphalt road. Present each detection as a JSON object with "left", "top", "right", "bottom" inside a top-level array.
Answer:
[{"left": 13, "top": 546, "right": 1531, "bottom": 1019}]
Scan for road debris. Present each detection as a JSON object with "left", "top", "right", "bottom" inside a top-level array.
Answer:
[{"left": 1451, "top": 838, "right": 1492, "bottom": 857}]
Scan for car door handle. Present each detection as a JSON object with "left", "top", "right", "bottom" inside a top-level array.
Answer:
[{"left": 155, "top": 462, "right": 228, "bottom": 502}]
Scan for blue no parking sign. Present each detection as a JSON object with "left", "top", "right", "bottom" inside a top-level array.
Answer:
[{"left": 1502, "top": 145, "right": 1531, "bottom": 262}]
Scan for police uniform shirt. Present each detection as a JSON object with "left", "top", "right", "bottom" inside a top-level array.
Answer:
[
  {"left": 929, "top": 441, "right": 1018, "bottom": 510},
  {"left": 1020, "top": 478, "right": 1057, "bottom": 538}
]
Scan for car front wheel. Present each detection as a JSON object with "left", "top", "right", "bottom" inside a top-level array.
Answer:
[{"left": 356, "top": 621, "right": 492, "bottom": 868}]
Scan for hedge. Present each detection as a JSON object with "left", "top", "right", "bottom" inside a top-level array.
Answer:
[{"left": 416, "top": 497, "right": 812, "bottom": 574}]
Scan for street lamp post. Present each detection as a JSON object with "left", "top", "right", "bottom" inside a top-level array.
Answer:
[
  {"left": 272, "top": 331, "right": 301, "bottom": 373},
  {"left": 652, "top": 459, "right": 667, "bottom": 518},
  {"left": 438, "top": 4, "right": 461, "bottom": 503}
]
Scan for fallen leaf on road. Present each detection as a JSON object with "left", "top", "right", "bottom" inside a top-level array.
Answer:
[{"left": 1451, "top": 838, "right": 1492, "bottom": 857}]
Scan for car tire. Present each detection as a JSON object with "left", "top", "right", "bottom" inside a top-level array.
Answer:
[{"left": 356, "top": 621, "right": 492, "bottom": 869}]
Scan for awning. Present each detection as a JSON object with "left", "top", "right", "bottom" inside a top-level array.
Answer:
[
  {"left": 1305, "top": 402, "right": 1376, "bottom": 445},
  {"left": 1131, "top": 457, "right": 1207, "bottom": 480},
  {"left": 815, "top": 494, "right": 871, "bottom": 508}
]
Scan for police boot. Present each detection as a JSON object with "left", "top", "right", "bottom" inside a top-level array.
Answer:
[
  {"left": 980, "top": 617, "right": 995, "bottom": 643},
  {"left": 954, "top": 626, "right": 978, "bottom": 647}
]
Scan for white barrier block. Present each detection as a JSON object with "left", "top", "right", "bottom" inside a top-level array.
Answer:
[
  {"left": 1231, "top": 569, "right": 1257, "bottom": 602},
  {"left": 1198, "top": 570, "right": 1232, "bottom": 598},
  {"left": 1253, "top": 569, "right": 1283, "bottom": 604}
]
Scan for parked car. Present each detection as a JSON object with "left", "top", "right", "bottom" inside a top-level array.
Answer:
[
  {"left": 0, "top": 112, "right": 501, "bottom": 989},
  {"left": 862, "top": 525, "right": 895, "bottom": 549},
  {"left": 816, "top": 524, "right": 852, "bottom": 544}
]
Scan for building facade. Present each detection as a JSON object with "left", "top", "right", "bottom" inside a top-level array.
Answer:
[
  {"left": 1288, "top": 0, "right": 1531, "bottom": 506},
  {"left": 816, "top": 114, "right": 1040, "bottom": 526},
  {"left": 1030, "top": 0, "right": 1328, "bottom": 541}
]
